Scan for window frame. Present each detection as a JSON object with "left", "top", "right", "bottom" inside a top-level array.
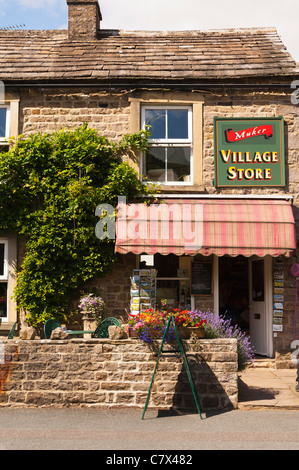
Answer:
[
  {"left": 141, "top": 105, "right": 193, "bottom": 186},
  {"left": 0, "top": 240, "right": 8, "bottom": 281}
]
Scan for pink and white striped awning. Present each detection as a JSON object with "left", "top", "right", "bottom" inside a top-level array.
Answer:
[{"left": 115, "top": 198, "right": 296, "bottom": 258}]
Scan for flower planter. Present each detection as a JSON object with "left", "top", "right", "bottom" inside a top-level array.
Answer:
[
  {"left": 179, "top": 327, "right": 205, "bottom": 339},
  {"left": 128, "top": 329, "right": 139, "bottom": 338},
  {"left": 128, "top": 329, "right": 162, "bottom": 339},
  {"left": 82, "top": 316, "right": 97, "bottom": 338},
  {"left": 129, "top": 327, "right": 205, "bottom": 340},
  {"left": 79, "top": 295, "right": 105, "bottom": 338}
]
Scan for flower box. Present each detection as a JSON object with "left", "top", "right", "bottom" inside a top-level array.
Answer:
[
  {"left": 127, "top": 308, "right": 207, "bottom": 343},
  {"left": 179, "top": 327, "right": 205, "bottom": 339},
  {"left": 128, "top": 327, "right": 162, "bottom": 339},
  {"left": 128, "top": 328, "right": 139, "bottom": 338}
]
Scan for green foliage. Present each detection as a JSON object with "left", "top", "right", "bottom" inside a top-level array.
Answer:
[{"left": 0, "top": 125, "right": 153, "bottom": 326}]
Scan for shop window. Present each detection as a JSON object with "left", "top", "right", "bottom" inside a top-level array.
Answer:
[
  {"left": 140, "top": 253, "right": 191, "bottom": 309},
  {"left": 141, "top": 106, "right": 193, "bottom": 184}
]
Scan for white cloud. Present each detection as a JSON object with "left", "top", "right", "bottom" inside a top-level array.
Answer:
[{"left": 99, "top": 0, "right": 299, "bottom": 60}]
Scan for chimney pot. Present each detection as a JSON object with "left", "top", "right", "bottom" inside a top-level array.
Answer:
[{"left": 67, "top": 0, "right": 102, "bottom": 40}]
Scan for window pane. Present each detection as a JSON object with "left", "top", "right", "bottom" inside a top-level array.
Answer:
[
  {"left": 0, "top": 282, "right": 7, "bottom": 318},
  {"left": 155, "top": 253, "right": 179, "bottom": 277},
  {"left": 145, "top": 109, "right": 166, "bottom": 139},
  {"left": 168, "top": 109, "right": 189, "bottom": 139},
  {"left": 167, "top": 147, "right": 191, "bottom": 182},
  {"left": 145, "top": 147, "right": 166, "bottom": 181},
  {"left": 0, "top": 244, "right": 4, "bottom": 276},
  {"left": 0, "top": 145, "right": 9, "bottom": 153},
  {"left": 252, "top": 259, "right": 264, "bottom": 301},
  {"left": 0, "top": 108, "right": 6, "bottom": 138}
]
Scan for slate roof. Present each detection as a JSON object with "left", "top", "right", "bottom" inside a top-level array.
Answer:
[{"left": 0, "top": 27, "right": 296, "bottom": 83}]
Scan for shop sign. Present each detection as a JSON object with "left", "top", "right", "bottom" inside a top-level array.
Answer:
[{"left": 214, "top": 117, "right": 285, "bottom": 187}]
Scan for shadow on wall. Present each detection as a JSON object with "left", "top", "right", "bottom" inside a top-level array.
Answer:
[{"left": 149, "top": 352, "right": 237, "bottom": 414}]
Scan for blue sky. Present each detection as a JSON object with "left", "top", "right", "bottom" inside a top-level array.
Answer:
[{"left": 0, "top": 0, "right": 298, "bottom": 61}]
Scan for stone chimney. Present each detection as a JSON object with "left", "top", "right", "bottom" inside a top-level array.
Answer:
[{"left": 67, "top": 0, "right": 102, "bottom": 40}]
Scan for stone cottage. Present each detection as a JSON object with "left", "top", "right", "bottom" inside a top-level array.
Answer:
[{"left": 0, "top": 0, "right": 298, "bottom": 363}]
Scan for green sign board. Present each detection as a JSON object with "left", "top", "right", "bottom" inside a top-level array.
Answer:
[{"left": 214, "top": 117, "right": 285, "bottom": 187}]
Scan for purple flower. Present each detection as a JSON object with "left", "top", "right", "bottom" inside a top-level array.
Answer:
[
  {"left": 190, "top": 310, "right": 255, "bottom": 371},
  {"left": 78, "top": 294, "right": 105, "bottom": 319}
]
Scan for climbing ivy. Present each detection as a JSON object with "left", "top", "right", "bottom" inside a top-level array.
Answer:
[{"left": 0, "top": 124, "right": 153, "bottom": 326}]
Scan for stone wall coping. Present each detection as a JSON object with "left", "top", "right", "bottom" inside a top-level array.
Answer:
[{"left": 2, "top": 338, "right": 238, "bottom": 345}]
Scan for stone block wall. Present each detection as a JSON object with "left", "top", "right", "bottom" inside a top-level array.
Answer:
[
  {"left": 83, "top": 254, "right": 137, "bottom": 320},
  {"left": 20, "top": 89, "right": 130, "bottom": 141},
  {"left": 0, "top": 338, "right": 238, "bottom": 411},
  {"left": 274, "top": 255, "right": 297, "bottom": 353}
]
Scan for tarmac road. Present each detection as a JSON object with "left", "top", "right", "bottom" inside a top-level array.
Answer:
[{"left": 0, "top": 407, "right": 299, "bottom": 451}]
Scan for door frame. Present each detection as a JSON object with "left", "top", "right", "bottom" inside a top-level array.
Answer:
[
  {"left": 264, "top": 255, "right": 273, "bottom": 357},
  {"left": 248, "top": 255, "right": 273, "bottom": 357},
  {"left": 215, "top": 254, "right": 273, "bottom": 358}
]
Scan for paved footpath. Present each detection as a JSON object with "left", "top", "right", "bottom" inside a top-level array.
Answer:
[
  {"left": 238, "top": 367, "right": 299, "bottom": 409},
  {"left": 0, "top": 407, "right": 299, "bottom": 451}
]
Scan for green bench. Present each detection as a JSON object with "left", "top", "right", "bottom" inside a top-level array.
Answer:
[
  {"left": 44, "top": 317, "right": 121, "bottom": 339},
  {"left": 8, "top": 322, "right": 17, "bottom": 339}
]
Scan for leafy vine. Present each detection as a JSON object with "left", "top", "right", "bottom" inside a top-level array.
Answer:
[{"left": 0, "top": 124, "right": 153, "bottom": 326}]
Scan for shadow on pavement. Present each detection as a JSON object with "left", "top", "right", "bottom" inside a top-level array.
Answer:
[{"left": 238, "top": 377, "right": 278, "bottom": 402}]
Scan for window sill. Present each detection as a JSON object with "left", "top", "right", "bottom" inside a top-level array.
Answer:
[
  {"left": 142, "top": 181, "right": 204, "bottom": 192},
  {"left": 0, "top": 322, "right": 15, "bottom": 330},
  {"left": 153, "top": 184, "right": 205, "bottom": 193}
]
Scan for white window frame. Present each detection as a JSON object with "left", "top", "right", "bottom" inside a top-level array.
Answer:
[
  {"left": 0, "top": 105, "right": 10, "bottom": 143},
  {"left": 141, "top": 105, "right": 193, "bottom": 185},
  {"left": 0, "top": 240, "right": 8, "bottom": 280}
]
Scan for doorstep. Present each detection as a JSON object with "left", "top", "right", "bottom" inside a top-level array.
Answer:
[{"left": 248, "top": 357, "right": 276, "bottom": 368}]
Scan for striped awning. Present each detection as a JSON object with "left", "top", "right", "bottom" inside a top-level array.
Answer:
[{"left": 115, "top": 198, "right": 296, "bottom": 257}]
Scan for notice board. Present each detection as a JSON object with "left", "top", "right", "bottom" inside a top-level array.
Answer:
[{"left": 191, "top": 262, "right": 213, "bottom": 296}]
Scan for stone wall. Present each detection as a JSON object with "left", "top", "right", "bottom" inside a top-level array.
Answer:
[
  {"left": 20, "top": 88, "right": 130, "bottom": 141},
  {"left": 83, "top": 254, "right": 137, "bottom": 321},
  {"left": 274, "top": 255, "right": 297, "bottom": 352},
  {"left": 0, "top": 338, "right": 238, "bottom": 411}
]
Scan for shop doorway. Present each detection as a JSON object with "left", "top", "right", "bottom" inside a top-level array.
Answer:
[
  {"left": 249, "top": 257, "right": 267, "bottom": 356},
  {"left": 219, "top": 256, "right": 272, "bottom": 357}
]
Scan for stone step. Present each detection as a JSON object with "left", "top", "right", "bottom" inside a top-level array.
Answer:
[{"left": 249, "top": 358, "right": 276, "bottom": 368}]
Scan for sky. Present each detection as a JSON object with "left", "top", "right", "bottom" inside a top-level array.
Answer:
[{"left": 0, "top": 0, "right": 298, "bottom": 61}]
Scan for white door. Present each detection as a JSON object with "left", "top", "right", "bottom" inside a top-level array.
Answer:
[{"left": 249, "top": 257, "right": 268, "bottom": 356}]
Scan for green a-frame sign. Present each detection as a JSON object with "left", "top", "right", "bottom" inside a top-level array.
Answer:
[{"left": 142, "top": 315, "right": 203, "bottom": 419}]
